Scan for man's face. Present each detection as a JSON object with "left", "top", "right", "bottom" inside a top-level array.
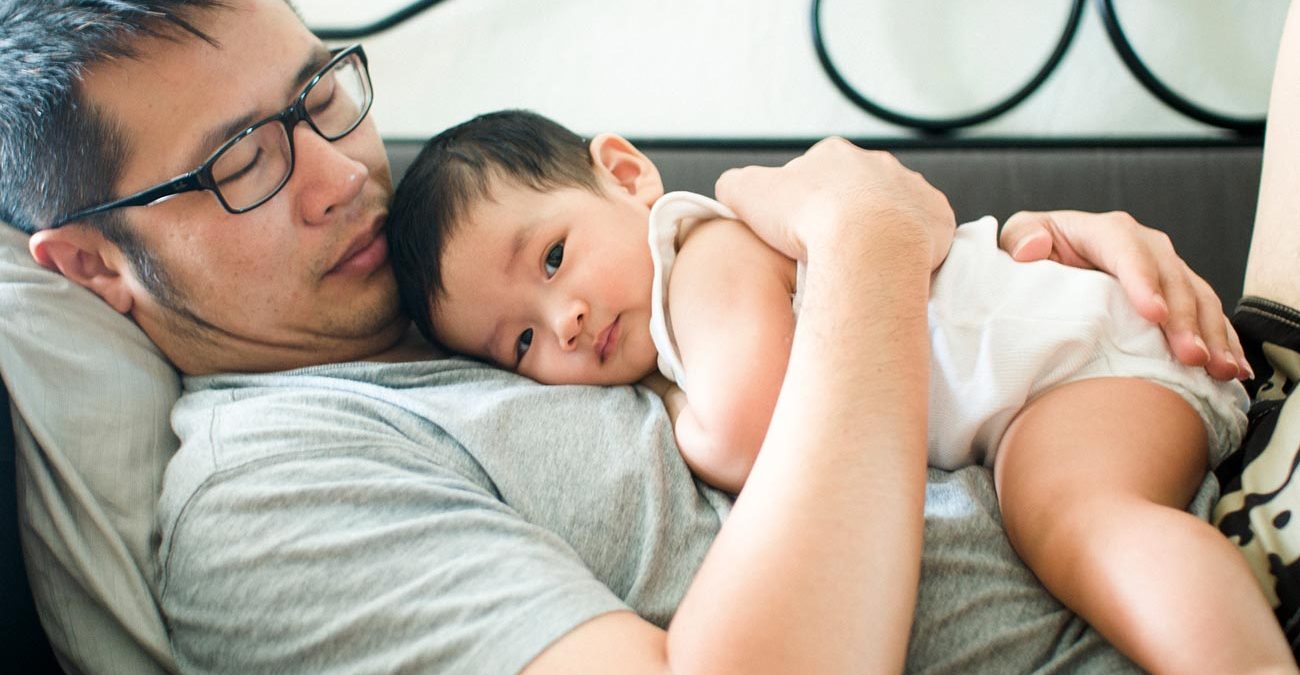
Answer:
[
  {"left": 78, "top": 0, "right": 405, "bottom": 373},
  {"left": 432, "top": 178, "right": 660, "bottom": 386}
]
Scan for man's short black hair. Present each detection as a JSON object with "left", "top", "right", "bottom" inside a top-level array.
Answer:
[
  {"left": 387, "top": 109, "right": 602, "bottom": 346},
  {"left": 0, "top": 1, "right": 238, "bottom": 235},
  {"left": 0, "top": 1, "right": 248, "bottom": 313}
]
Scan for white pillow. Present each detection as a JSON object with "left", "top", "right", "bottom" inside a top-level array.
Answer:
[{"left": 0, "top": 222, "right": 178, "bottom": 673}]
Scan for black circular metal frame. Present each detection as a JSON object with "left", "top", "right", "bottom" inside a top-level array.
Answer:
[
  {"left": 1095, "top": 0, "right": 1265, "bottom": 136},
  {"left": 811, "top": 0, "right": 1087, "bottom": 135},
  {"left": 311, "top": 0, "right": 451, "bottom": 41},
  {"left": 315, "top": 0, "right": 1269, "bottom": 137}
]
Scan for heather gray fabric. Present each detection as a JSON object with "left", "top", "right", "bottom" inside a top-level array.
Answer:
[{"left": 159, "top": 358, "right": 1219, "bottom": 673}]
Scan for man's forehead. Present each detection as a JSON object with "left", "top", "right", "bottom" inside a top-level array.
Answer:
[{"left": 80, "top": 0, "right": 322, "bottom": 180}]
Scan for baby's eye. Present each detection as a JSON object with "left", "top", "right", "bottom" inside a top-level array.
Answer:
[
  {"left": 544, "top": 241, "right": 564, "bottom": 277},
  {"left": 515, "top": 328, "right": 534, "bottom": 364}
]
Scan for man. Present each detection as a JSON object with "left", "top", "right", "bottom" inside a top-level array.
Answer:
[{"left": 0, "top": 0, "right": 1257, "bottom": 672}]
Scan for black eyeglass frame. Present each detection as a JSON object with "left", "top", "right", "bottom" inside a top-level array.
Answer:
[{"left": 49, "top": 44, "right": 373, "bottom": 229}]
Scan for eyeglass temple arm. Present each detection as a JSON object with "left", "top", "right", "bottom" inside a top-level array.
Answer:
[{"left": 49, "top": 173, "right": 205, "bottom": 229}]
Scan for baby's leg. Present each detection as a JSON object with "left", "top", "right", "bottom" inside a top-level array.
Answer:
[{"left": 995, "top": 377, "right": 1294, "bottom": 674}]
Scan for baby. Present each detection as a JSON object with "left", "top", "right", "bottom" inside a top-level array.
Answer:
[{"left": 387, "top": 109, "right": 1282, "bottom": 673}]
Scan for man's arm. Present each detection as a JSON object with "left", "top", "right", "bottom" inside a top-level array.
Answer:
[
  {"left": 1244, "top": 0, "right": 1300, "bottom": 311},
  {"left": 527, "top": 139, "right": 948, "bottom": 673}
]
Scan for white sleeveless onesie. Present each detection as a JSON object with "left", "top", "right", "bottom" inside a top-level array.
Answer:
[{"left": 646, "top": 191, "right": 1247, "bottom": 469}]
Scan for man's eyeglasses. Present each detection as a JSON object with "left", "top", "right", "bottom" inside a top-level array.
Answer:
[{"left": 49, "top": 44, "right": 374, "bottom": 229}]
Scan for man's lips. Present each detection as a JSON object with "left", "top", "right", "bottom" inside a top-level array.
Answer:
[
  {"left": 594, "top": 316, "right": 621, "bottom": 363},
  {"left": 328, "top": 217, "right": 388, "bottom": 277}
]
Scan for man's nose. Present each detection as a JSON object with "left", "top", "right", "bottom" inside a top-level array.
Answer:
[
  {"left": 291, "top": 123, "right": 369, "bottom": 225},
  {"left": 551, "top": 299, "right": 586, "bottom": 352}
]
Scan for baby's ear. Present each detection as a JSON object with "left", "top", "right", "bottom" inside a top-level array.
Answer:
[{"left": 589, "top": 133, "right": 664, "bottom": 206}]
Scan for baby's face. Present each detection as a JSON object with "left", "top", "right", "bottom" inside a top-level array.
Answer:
[{"left": 431, "top": 178, "right": 660, "bottom": 385}]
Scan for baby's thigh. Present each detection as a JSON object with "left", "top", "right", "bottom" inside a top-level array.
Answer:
[{"left": 994, "top": 376, "right": 1209, "bottom": 525}]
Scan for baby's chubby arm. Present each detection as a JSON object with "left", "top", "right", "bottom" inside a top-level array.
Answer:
[{"left": 666, "top": 216, "right": 797, "bottom": 493}]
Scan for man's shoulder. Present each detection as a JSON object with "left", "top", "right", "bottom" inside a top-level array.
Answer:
[
  {"left": 164, "top": 359, "right": 503, "bottom": 500},
  {"left": 174, "top": 357, "right": 516, "bottom": 450},
  {"left": 162, "top": 356, "right": 666, "bottom": 502},
  {"left": 157, "top": 360, "right": 512, "bottom": 566}
]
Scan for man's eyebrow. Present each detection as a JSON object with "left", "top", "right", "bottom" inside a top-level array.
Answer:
[
  {"left": 289, "top": 45, "right": 335, "bottom": 99},
  {"left": 189, "top": 46, "right": 333, "bottom": 167}
]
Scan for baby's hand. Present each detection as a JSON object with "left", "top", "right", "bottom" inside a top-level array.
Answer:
[
  {"left": 639, "top": 372, "right": 676, "bottom": 399},
  {"left": 639, "top": 372, "right": 688, "bottom": 426}
]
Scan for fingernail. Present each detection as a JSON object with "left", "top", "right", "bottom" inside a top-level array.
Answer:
[
  {"left": 1237, "top": 355, "right": 1256, "bottom": 381},
  {"left": 1222, "top": 349, "right": 1241, "bottom": 375},
  {"left": 1193, "top": 335, "right": 1210, "bottom": 359},
  {"left": 1152, "top": 294, "right": 1168, "bottom": 314}
]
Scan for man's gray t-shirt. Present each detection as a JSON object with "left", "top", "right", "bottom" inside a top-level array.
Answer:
[{"left": 157, "top": 358, "right": 1215, "bottom": 673}]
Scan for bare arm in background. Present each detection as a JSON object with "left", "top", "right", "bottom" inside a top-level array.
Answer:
[{"left": 1243, "top": 2, "right": 1300, "bottom": 309}]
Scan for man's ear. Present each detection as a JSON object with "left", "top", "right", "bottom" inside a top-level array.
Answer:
[
  {"left": 589, "top": 133, "right": 664, "bottom": 206},
  {"left": 29, "top": 227, "right": 135, "bottom": 314}
]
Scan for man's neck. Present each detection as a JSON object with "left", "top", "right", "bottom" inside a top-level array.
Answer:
[
  {"left": 163, "top": 322, "right": 440, "bottom": 376},
  {"left": 364, "top": 326, "right": 445, "bottom": 363}
]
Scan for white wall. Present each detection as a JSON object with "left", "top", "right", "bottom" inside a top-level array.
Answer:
[{"left": 295, "top": 0, "right": 1288, "bottom": 140}]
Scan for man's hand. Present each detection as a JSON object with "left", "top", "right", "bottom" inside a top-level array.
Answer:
[
  {"left": 715, "top": 138, "right": 955, "bottom": 270},
  {"left": 998, "top": 210, "right": 1249, "bottom": 381}
]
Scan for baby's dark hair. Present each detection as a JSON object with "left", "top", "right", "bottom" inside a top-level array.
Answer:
[{"left": 388, "top": 109, "right": 602, "bottom": 346}]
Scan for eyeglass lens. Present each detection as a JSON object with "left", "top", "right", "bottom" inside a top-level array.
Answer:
[{"left": 209, "top": 52, "right": 370, "bottom": 211}]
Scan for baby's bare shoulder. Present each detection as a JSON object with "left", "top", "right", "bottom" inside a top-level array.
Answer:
[{"left": 677, "top": 217, "right": 787, "bottom": 268}]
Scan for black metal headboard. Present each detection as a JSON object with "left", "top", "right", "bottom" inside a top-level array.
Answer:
[{"left": 311, "top": 0, "right": 1267, "bottom": 138}]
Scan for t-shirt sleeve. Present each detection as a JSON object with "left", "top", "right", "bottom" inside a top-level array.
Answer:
[{"left": 158, "top": 446, "right": 628, "bottom": 674}]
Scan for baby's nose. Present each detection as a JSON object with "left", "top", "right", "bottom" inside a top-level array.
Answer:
[{"left": 553, "top": 304, "right": 584, "bottom": 351}]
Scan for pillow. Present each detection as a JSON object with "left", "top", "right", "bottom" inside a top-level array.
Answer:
[{"left": 0, "top": 222, "right": 178, "bottom": 673}]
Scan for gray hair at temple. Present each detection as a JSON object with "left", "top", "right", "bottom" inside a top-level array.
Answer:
[{"left": 0, "top": 1, "right": 298, "bottom": 309}]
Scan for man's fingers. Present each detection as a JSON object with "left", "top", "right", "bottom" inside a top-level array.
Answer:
[
  {"left": 717, "top": 140, "right": 953, "bottom": 264},
  {"left": 998, "top": 211, "right": 1056, "bottom": 262},
  {"left": 1190, "top": 274, "right": 1243, "bottom": 380},
  {"left": 714, "top": 165, "right": 756, "bottom": 212},
  {"left": 1087, "top": 216, "right": 1168, "bottom": 326},
  {"left": 1151, "top": 246, "right": 1211, "bottom": 367},
  {"left": 1114, "top": 255, "right": 1170, "bottom": 328},
  {"left": 1224, "top": 320, "right": 1253, "bottom": 380},
  {"left": 715, "top": 164, "right": 801, "bottom": 258},
  {"left": 999, "top": 209, "right": 1241, "bottom": 381}
]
